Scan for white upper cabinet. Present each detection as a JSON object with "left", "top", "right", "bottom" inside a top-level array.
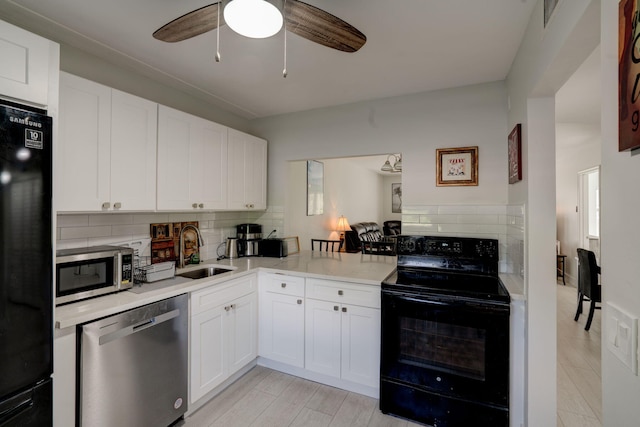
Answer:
[
  {"left": 0, "top": 20, "right": 57, "bottom": 106},
  {"left": 157, "top": 105, "right": 228, "bottom": 211},
  {"left": 57, "top": 73, "right": 111, "bottom": 211},
  {"left": 57, "top": 74, "right": 265, "bottom": 212},
  {"left": 227, "top": 128, "right": 267, "bottom": 210},
  {"left": 110, "top": 89, "right": 158, "bottom": 210},
  {"left": 57, "top": 72, "right": 157, "bottom": 212}
]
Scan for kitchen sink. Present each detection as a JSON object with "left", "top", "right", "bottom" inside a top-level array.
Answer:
[{"left": 176, "top": 266, "right": 234, "bottom": 280}]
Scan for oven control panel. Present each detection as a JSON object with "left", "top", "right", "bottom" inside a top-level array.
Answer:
[{"left": 396, "top": 235, "right": 498, "bottom": 259}]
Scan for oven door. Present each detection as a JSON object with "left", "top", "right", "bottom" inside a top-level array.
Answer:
[
  {"left": 380, "top": 289, "right": 509, "bottom": 407},
  {"left": 56, "top": 256, "right": 116, "bottom": 305}
]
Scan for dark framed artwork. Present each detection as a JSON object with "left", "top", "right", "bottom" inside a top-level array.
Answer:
[
  {"left": 391, "top": 183, "right": 402, "bottom": 213},
  {"left": 508, "top": 124, "right": 522, "bottom": 184},
  {"left": 436, "top": 146, "right": 478, "bottom": 187},
  {"left": 619, "top": 0, "right": 640, "bottom": 151},
  {"left": 307, "top": 160, "right": 324, "bottom": 216}
]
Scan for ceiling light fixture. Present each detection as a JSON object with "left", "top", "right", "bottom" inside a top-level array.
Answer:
[
  {"left": 381, "top": 154, "right": 402, "bottom": 173},
  {"left": 224, "top": 0, "right": 284, "bottom": 39}
]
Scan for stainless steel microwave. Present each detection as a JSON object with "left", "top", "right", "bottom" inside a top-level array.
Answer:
[{"left": 55, "top": 245, "right": 134, "bottom": 305}]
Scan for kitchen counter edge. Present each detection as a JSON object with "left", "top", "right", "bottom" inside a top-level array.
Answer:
[{"left": 55, "top": 251, "right": 397, "bottom": 329}]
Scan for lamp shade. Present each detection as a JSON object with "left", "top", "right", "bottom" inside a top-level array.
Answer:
[
  {"left": 380, "top": 159, "right": 394, "bottom": 172},
  {"left": 381, "top": 154, "right": 402, "bottom": 173},
  {"left": 336, "top": 216, "right": 351, "bottom": 232},
  {"left": 224, "top": 0, "right": 283, "bottom": 39},
  {"left": 393, "top": 155, "right": 402, "bottom": 171}
]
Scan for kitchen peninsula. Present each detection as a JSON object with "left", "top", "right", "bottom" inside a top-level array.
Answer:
[
  {"left": 53, "top": 251, "right": 397, "bottom": 426},
  {"left": 55, "top": 251, "right": 396, "bottom": 328}
]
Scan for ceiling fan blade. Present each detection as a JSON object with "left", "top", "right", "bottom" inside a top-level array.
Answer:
[
  {"left": 285, "top": 0, "right": 366, "bottom": 52},
  {"left": 153, "top": 3, "right": 224, "bottom": 43}
]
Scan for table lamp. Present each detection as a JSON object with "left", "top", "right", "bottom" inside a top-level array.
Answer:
[{"left": 336, "top": 216, "right": 351, "bottom": 251}]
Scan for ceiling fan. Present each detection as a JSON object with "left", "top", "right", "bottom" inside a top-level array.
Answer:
[{"left": 152, "top": 0, "right": 366, "bottom": 53}]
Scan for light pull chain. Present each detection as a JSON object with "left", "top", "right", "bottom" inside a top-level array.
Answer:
[
  {"left": 283, "top": 0, "right": 287, "bottom": 77},
  {"left": 215, "top": 1, "right": 221, "bottom": 62}
]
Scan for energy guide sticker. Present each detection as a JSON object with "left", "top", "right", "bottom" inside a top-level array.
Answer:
[{"left": 25, "top": 129, "right": 43, "bottom": 149}]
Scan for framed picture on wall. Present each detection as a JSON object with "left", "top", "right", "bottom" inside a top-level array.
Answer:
[
  {"left": 392, "top": 183, "right": 402, "bottom": 213},
  {"left": 436, "top": 146, "right": 478, "bottom": 187},
  {"left": 619, "top": 0, "right": 640, "bottom": 151},
  {"left": 508, "top": 124, "right": 522, "bottom": 184},
  {"left": 307, "top": 160, "right": 324, "bottom": 216}
]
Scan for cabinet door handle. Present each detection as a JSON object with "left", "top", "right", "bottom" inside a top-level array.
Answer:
[
  {"left": 333, "top": 306, "right": 339, "bottom": 311},
  {"left": 297, "top": 299, "right": 302, "bottom": 305},
  {"left": 230, "top": 304, "right": 236, "bottom": 310},
  {"left": 113, "top": 202, "right": 122, "bottom": 209},
  {"left": 199, "top": 203, "right": 204, "bottom": 208},
  {"left": 338, "top": 290, "right": 344, "bottom": 296},
  {"left": 192, "top": 203, "right": 198, "bottom": 208},
  {"left": 281, "top": 283, "right": 286, "bottom": 288},
  {"left": 224, "top": 306, "right": 231, "bottom": 311},
  {"left": 102, "top": 202, "right": 110, "bottom": 209},
  {"left": 342, "top": 307, "right": 347, "bottom": 313}
]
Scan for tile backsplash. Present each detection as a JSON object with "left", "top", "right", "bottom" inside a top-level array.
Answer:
[
  {"left": 56, "top": 206, "right": 284, "bottom": 261},
  {"left": 57, "top": 203, "right": 526, "bottom": 278},
  {"left": 401, "top": 204, "right": 525, "bottom": 275}
]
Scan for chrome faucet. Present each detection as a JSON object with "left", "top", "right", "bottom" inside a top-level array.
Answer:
[{"left": 178, "top": 224, "right": 204, "bottom": 268}]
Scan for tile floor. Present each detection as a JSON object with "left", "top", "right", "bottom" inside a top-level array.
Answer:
[
  {"left": 557, "top": 282, "right": 602, "bottom": 427},
  {"left": 179, "top": 366, "right": 422, "bottom": 427},
  {"left": 179, "top": 282, "right": 602, "bottom": 427}
]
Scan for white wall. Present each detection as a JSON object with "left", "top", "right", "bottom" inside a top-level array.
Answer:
[
  {"left": 60, "top": 45, "right": 251, "bottom": 132},
  {"left": 251, "top": 81, "right": 509, "bottom": 234},
  {"left": 556, "top": 123, "right": 601, "bottom": 285},
  {"left": 286, "top": 158, "right": 385, "bottom": 249},
  {"left": 505, "top": 0, "right": 600, "bottom": 425},
  {"left": 601, "top": 0, "right": 640, "bottom": 425}
]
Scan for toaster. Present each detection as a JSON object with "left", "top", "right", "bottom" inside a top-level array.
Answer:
[{"left": 259, "top": 239, "right": 288, "bottom": 258}]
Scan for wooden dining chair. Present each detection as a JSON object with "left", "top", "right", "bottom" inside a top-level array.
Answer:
[
  {"left": 311, "top": 239, "right": 343, "bottom": 252},
  {"left": 574, "top": 248, "right": 602, "bottom": 331}
]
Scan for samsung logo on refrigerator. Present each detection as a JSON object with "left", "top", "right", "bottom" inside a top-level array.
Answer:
[{"left": 9, "top": 115, "right": 43, "bottom": 128}]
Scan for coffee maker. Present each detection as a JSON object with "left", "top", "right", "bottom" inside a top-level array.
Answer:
[{"left": 236, "top": 223, "right": 262, "bottom": 257}]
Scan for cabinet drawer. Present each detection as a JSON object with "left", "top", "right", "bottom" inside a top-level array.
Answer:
[
  {"left": 261, "top": 273, "right": 305, "bottom": 297},
  {"left": 306, "top": 278, "right": 380, "bottom": 308},
  {"left": 191, "top": 273, "right": 256, "bottom": 315}
]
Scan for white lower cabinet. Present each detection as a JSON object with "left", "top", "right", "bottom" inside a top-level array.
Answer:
[
  {"left": 305, "top": 297, "right": 381, "bottom": 388},
  {"left": 304, "top": 298, "right": 342, "bottom": 377},
  {"left": 258, "top": 274, "right": 381, "bottom": 392},
  {"left": 190, "top": 274, "right": 257, "bottom": 404},
  {"left": 258, "top": 274, "right": 305, "bottom": 367},
  {"left": 304, "top": 278, "right": 381, "bottom": 389}
]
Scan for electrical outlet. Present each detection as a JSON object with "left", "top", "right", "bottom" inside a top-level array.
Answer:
[{"left": 606, "top": 302, "right": 638, "bottom": 374}]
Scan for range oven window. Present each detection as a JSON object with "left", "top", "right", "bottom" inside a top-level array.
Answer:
[
  {"left": 399, "top": 316, "right": 486, "bottom": 380},
  {"left": 56, "top": 258, "right": 114, "bottom": 296},
  {"left": 381, "top": 291, "right": 509, "bottom": 407}
]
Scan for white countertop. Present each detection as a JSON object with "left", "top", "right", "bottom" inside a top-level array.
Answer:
[
  {"left": 499, "top": 273, "right": 525, "bottom": 301},
  {"left": 55, "top": 251, "right": 525, "bottom": 329},
  {"left": 55, "top": 251, "right": 397, "bottom": 329}
]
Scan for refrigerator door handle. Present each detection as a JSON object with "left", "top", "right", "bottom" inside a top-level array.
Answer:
[{"left": 0, "top": 394, "right": 33, "bottom": 425}]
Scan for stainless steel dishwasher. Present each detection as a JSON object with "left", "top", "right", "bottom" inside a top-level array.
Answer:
[{"left": 79, "top": 294, "right": 188, "bottom": 427}]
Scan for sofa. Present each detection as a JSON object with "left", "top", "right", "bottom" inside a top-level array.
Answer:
[
  {"left": 344, "top": 222, "right": 390, "bottom": 253},
  {"left": 383, "top": 220, "right": 402, "bottom": 236}
]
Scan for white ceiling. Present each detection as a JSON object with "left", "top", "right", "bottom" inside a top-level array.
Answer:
[
  {"left": 0, "top": 0, "right": 538, "bottom": 120},
  {"left": 556, "top": 45, "right": 601, "bottom": 126}
]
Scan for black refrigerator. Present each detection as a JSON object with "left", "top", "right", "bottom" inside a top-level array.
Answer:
[{"left": 0, "top": 102, "right": 53, "bottom": 426}]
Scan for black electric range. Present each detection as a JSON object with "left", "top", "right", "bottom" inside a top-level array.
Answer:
[{"left": 380, "top": 235, "right": 510, "bottom": 427}]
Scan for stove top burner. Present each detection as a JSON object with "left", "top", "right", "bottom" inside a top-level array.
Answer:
[
  {"left": 383, "top": 236, "right": 510, "bottom": 304},
  {"left": 382, "top": 268, "right": 510, "bottom": 303}
]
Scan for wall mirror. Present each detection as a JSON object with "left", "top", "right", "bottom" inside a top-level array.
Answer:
[{"left": 307, "top": 160, "right": 324, "bottom": 216}]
